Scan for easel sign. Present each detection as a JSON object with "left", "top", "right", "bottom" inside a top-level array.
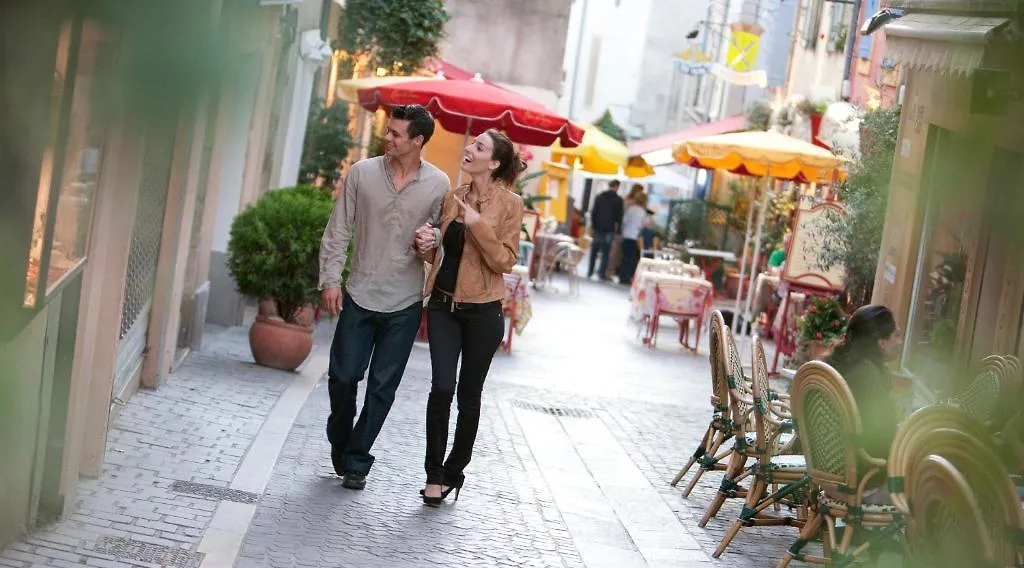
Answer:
[{"left": 782, "top": 201, "right": 846, "bottom": 291}]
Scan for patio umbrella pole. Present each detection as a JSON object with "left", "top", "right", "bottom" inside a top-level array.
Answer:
[
  {"left": 454, "top": 119, "right": 473, "bottom": 187},
  {"left": 731, "top": 185, "right": 758, "bottom": 333},
  {"left": 741, "top": 176, "right": 772, "bottom": 336}
]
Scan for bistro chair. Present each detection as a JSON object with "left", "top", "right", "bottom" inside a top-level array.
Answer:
[
  {"left": 643, "top": 276, "right": 713, "bottom": 352},
  {"left": 778, "top": 361, "right": 900, "bottom": 568},
  {"left": 953, "top": 366, "right": 1007, "bottom": 429},
  {"left": 885, "top": 404, "right": 989, "bottom": 517},
  {"left": 671, "top": 310, "right": 734, "bottom": 495},
  {"left": 905, "top": 455, "right": 997, "bottom": 568},
  {"left": 713, "top": 336, "right": 807, "bottom": 558},
  {"left": 905, "top": 434, "right": 1023, "bottom": 567},
  {"left": 698, "top": 325, "right": 757, "bottom": 527}
]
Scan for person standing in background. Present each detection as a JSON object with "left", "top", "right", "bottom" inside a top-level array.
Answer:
[
  {"left": 587, "top": 180, "right": 623, "bottom": 280},
  {"left": 617, "top": 193, "right": 648, "bottom": 285}
]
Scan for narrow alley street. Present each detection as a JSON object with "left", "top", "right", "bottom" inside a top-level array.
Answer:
[{"left": 2, "top": 277, "right": 798, "bottom": 568}]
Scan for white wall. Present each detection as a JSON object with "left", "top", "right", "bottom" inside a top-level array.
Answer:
[
  {"left": 558, "top": 0, "right": 652, "bottom": 125},
  {"left": 630, "top": 0, "right": 710, "bottom": 136},
  {"left": 441, "top": 0, "right": 572, "bottom": 92}
]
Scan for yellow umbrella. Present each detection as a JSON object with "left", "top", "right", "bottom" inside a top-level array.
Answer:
[
  {"left": 336, "top": 75, "right": 442, "bottom": 104},
  {"left": 672, "top": 129, "right": 845, "bottom": 182},
  {"left": 552, "top": 123, "right": 654, "bottom": 177}
]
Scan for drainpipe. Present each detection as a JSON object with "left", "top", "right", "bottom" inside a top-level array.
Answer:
[{"left": 841, "top": 0, "right": 863, "bottom": 100}]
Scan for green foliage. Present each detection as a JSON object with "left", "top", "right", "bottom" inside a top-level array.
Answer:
[
  {"left": 815, "top": 106, "right": 901, "bottom": 306},
  {"left": 523, "top": 195, "right": 552, "bottom": 210},
  {"left": 227, "top": 186, "right": 334, "bottom": 324},
  {"left": 300, "top": 100, "right": 355, "bottom": 184},
  {"left": 746, "top": 99, "right": 772, "bottom": 131},
  {"left": 797, "top": 296, "right": 848, "bottom": 343},
  {"left": 336, "top": 0, "right": 450, "bottom": 74},
  {"left": 592, "top": 109, "right": 626, "bottom": 142}
]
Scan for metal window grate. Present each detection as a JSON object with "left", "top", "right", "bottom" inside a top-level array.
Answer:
[
  {"left": 511, "top": 399, "right": 594, "bottom": 419},
  {"left": 170, "top": 480, "right": 261, "bottom": 504},
  {"left": 94, "top": 536, "right": 203, "bottom": 568},
  {"left": 119, "top": 119, "right": 175, "bottom": 338}
]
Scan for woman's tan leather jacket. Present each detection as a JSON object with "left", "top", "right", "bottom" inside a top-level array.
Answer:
[{"left": 423, "top": 182, "right": 523, "bottom": 304}]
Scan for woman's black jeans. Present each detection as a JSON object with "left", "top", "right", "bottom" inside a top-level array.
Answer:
[{"left": 424, "top": 293, "right": 505, "bottom": 488}]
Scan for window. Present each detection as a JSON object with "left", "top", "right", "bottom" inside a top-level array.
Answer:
[
  {"left": 801, "top": 0, "right": 825, "bottom": 50},
  {"left": 826, "top": 2, "right": 852, "bottom": 54},
  {"left": 859, "top": 0, "right": 880, "bottom": 59},
  {"left": 23, "top": 21, "right": 114, "bottom": 307}
]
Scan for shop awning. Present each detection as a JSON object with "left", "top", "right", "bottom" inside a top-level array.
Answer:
[
  {"left": 628, "top": 115, "right": 747, "bottom": 166},
  {"left": 884, "top": 13, "right": 1011, "bottom": 75}
]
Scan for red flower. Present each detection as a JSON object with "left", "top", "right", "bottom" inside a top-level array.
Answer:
[
  {"left": 815, "top": 332, "right": 823, "bottom": 339},
  {"left": 809, "top": 306, "right": 817, "bottom": 313}
]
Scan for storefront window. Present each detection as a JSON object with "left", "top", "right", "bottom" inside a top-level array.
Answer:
[
  {"left": 904, "top": 128, "right": 975, "bottom": 393},
  {"left": 23, "top": 21, "right": 112, "bottom": 307}
]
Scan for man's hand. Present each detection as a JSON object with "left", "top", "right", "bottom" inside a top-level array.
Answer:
[
  {"left": 413, "top": 223, "right": 435, "bottom": 254},
  {"left": 322, "top": 287, "right": 343, "bottom": 316}
]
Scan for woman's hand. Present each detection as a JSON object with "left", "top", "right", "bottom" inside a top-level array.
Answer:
[{"left": 453, "top": 196, "right": 481, "bottom": 226}]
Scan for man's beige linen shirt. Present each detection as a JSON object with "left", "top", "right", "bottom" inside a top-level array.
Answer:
[{"left": 319, "top": 156, "right": 449, "bottom": 312}]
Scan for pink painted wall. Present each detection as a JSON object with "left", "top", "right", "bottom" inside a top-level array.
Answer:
[{"left": 848, "top": 0, "right": 900, "bottom": 109}]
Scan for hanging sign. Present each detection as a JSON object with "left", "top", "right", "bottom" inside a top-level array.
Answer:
[{"left": 672, "top": 46, "right": 712, "bottom": 76}]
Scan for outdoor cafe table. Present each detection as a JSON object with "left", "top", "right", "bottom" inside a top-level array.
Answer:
[
  {"left": 685, "top": 248, "right": 737, "bottom": 285},
  {"left": 629, "top": 272, "right": 713, "bottom": 342}
]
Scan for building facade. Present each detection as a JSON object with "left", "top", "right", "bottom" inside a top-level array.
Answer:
[
  {"left": 0, "top": 0, "right": 329, "bottom": 547},
  {"left": 869, "top": 1, "right": 1023, "bottom": 393}
]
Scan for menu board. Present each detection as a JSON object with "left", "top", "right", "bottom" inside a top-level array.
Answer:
[{"left": 782, "top": 201, "right": 846, "bottom": 291}]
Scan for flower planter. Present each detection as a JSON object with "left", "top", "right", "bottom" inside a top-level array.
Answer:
[
  {"left": 258, "top": 299, "right": 315, "bottom": 329},
  {"left": 249, "top": 315, "right": 313, "bottom": 371},
  {"left": 809, "top": 113, "right": 830, "bottom": 150}
]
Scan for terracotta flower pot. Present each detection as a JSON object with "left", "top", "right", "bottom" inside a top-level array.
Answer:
[
  {"left": 248, "top": 315, "right": 313, "bottom": 371},
  {"left": 258, "top": 299, "right": 315, "bottom": 329},
  {"left": 808, "top": 339, "right": 834, "bottom": 361}
]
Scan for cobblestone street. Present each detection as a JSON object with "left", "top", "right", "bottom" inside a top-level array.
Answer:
[{"left": 2, "top": 276, "right": 801, "bottom": 568}]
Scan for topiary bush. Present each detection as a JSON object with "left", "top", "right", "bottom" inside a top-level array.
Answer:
[{"left": 227, "top": 186, "right": 334, "bottom": 325}]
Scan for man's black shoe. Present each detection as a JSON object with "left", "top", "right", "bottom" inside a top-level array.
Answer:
[{"left": 341, "top": 472, "right": 366, "bottom": 490}]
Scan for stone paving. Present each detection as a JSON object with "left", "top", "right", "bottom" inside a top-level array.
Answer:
[
  {"left": 0, "top": 323, "right": 331, "bottom": 568},
  {"left": 237, "top": 278, "right": 801, "bottom": 568},
  {"left": 1, "top": 276, "right": 808, "bottom": 567}
]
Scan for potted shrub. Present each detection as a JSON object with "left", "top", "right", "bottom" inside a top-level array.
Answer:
[
  {"left": 796, "top": 295, "right": 848, "bottom": 362},
  {"left": 227, "top": 185, "right": 334, "bottom": 371}
]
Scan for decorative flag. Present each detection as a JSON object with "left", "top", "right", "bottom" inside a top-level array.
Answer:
[{"left": 727, "top": 31, "right": 760, "bottom": 72}]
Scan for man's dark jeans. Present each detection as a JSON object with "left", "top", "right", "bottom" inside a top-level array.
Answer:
[
  {"left": 587, "top": 231, "right": 615, "bottom": 279},
  {"left": 326, "top": 293, "right": 422, "bottom": 476}
]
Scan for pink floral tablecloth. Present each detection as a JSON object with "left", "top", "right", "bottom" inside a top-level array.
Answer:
[{"left": 630, "top": 272, "right": 713, "bottom": 330}]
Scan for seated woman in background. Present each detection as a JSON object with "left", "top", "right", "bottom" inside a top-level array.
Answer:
[{"left": 825, "top": 305, "right": 902, "bottom": 504}]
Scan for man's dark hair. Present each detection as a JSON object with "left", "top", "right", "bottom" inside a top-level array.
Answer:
[
  {"left": 608, "top": 180, "right": 620, "bottom": 189},
  {"left": 391, "top": 104, "right": 435, "bottom": 145}
]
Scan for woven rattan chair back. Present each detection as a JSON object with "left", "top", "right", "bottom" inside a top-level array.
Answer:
[
  {"left": 887, "top": 404, "right": 988, "bottom": 514},
  {"left": 908, "top": 455, "right": 997, "bottom": 568},
  {"left": 709, "top": 310, "right": 729, "bottom": 414},
  {"left": 791, "top": 361, "right": 860, "bottom": 489},
  {"left": 956, "top": 369, "right": 1003, "bottom": 425}
]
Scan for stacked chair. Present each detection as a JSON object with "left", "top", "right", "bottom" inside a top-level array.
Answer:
[{"left": 712, "top": 336, "right": 806, "bottom": 558}]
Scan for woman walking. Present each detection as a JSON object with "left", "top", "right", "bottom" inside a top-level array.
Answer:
[
  {"left": 617, "top": 192, "right": 648, "bottom": 285},
  {"left": 416, "top": 129, "right": 524, "bottom": 506}
]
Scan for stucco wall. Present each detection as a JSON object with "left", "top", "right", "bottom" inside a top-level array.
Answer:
[{"left": 441, "top": 0, "right": 572, "bottom": 93}]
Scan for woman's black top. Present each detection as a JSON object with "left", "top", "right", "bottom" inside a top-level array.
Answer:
[{"left": 433, "top": 221, "right": 465, "bottom": 294}]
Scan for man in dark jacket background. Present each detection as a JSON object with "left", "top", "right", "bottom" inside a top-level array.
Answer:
[{"left": 587, "top": 180, "right": 623, "bottom": 280}]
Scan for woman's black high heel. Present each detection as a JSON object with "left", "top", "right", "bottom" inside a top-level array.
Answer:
[{"left": 420, "top": 485, "right": 461, "bottom": 504}]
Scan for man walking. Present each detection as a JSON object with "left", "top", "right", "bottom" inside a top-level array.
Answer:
[
  {"left": 587, "top": 180, "right": 623, "bottom": 280},
  {"left": 319, "top": 104, "right": 449, "bottom": 490}
]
